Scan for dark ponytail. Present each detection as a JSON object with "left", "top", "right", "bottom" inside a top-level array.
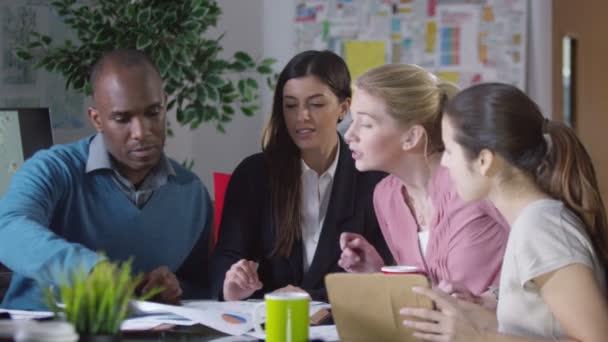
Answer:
[
  {"left": 445, "top": 83, "right": 608, "bottom": 275},
  {"left": 538, "top": 120, "right": 608, "bottom": 273}
]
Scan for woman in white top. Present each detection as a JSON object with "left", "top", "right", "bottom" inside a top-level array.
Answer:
[
  {"left": 401, "top": 83, "right": 608, "bottom": 341},
  {"left": 209, "top": 50, "right": 390, "bottom": 302}
]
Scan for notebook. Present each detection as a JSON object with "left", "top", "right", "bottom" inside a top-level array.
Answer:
[{"left": 325, "top": 273, "right": 433, "bottom": 342}]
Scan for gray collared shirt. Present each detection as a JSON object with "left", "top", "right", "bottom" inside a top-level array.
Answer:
[{"left": 85, "top": 133, "right": 175, "bottom": 208}]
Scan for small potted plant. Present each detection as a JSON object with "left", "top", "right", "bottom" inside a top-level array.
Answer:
[{"left": 43, "top": 258, "right": 161, "bottom": 341}]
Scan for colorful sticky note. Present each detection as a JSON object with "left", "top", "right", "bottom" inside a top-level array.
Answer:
[
  {"left": 391, "top": 41, "right": 401, "bottom": 63},
  {"left": 425, "top": 21, "right": 437, "bottom": 53},
  {"left": 479, "top": 44, "right": 488, "bottom": 64},
  {"left": 398, "top": 6, "right": 412, "bottom": 14},
  {"left": 391, "top": 18, "right": 401, "bottom": 33},
  {"left": 512, "top": 33, "right": 522, "bottom": 45},
  {"left": 428, "top": 0, "right": 437, "bottom": 17},
  {"left": 344, "top": 40, "right": 386, "bottom": 80},
  {"left": 482, "top": 6, "right": 494, "bottom": 22},
  {"left": 403, "top": 38, "right": 412, "bottom": 50},
  {"left": 322, "top": 20, "right": 330, "bottom": 40},
  {"left": 437, "top": 71, "right": 460, "bottom": 85}
]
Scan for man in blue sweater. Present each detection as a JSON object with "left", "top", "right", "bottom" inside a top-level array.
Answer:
[{"left": 0, "top": 49, "right": 213, "bottom": 309}]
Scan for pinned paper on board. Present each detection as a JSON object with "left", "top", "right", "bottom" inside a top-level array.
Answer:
[
  {"left": 344, "top": 40, "right": 386, "bottom": 80},
  {"left": 296, "top": 1, "right": 328, "bottom": 23},
  {"left": 437, "top": 4, "right": 480, "bottom": 68},
  {"left": 294, "top": 0, "right": 528, "bottom": 90},
  {"left": 0, "top": 111, "right": 24, "bottom": 196}
]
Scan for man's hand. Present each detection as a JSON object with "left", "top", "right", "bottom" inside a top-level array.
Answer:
[
  {"left": 223, "top": 259, "right": 263, "bottom": 301},
  {"left": 338, "top": 232, "right": 385, "bottom": 273},
  {"left": 140, "top": 266, "right": 182, "bottom": 305}
]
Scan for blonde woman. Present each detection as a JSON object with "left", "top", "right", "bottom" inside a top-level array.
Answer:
[{"left": 339, "top": 64, "right": 508, "bottom": 296}]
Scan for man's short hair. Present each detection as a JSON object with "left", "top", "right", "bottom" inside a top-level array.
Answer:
[{"left": 89, "top": 49, "right": 162, "bottom": 96}]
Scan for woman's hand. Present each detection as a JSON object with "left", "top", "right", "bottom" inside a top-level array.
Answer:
[
  {"left": 436, "top": 280, "right": 498, "bottom": 310},
  {"left": 338, "top": 232, "right": 384, "bottom": 273},
  {"left": 400, "top": 287, "right": 494, "bottom": 342},
  {"left": 222, "top": 259, "right": 263, "bottom": 301}
]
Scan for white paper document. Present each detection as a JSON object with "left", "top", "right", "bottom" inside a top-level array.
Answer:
[
  {"left": 121, "top": 312, "right": 198, "bottom": 330},
  {"left": 246, "top": 324, "right": 339, "bottom": 341},
  {"left": 0, "top": 309, "right": 53, "bottom": 320},
  {"left": 130, "top": 300, "right": 331, "bottom": 336},
  {"left": 130, "top": 300, "right": 250, "bottom": 336}
]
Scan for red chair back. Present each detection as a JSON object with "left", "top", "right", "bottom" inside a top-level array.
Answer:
[{"left": 213, "top": 172, "right": 231, "bottom": 243}]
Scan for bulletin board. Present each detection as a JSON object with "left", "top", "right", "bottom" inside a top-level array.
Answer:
[{"left": 294, "top": 0, "right": 528, "bottom": 90}]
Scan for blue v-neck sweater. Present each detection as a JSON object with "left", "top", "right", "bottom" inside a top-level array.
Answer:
[{"left": 0, "top": 137, "right": 210, "bottom": 309}]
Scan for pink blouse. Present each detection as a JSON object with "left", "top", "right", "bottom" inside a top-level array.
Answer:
[{"left": 373, "top": 166, "right": 509, "bottom": 295}]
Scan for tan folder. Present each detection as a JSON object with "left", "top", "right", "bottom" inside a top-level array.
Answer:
[{"left": 325, "top": 273, "right": 433, "bottom": 342}]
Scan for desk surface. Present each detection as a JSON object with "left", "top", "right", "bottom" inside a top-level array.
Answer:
[
  {"left": 121, "top": 324, "right": 256, "bottom": 341},
  {"left": 0, "top": 325, "right": 341, "bottom": 341},
  {"left": 0, "top": 324, "right": 258, "bottom": 342}
]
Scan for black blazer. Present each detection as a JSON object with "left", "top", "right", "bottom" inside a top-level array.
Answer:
[{"left": 210, "top": 137, "right": 392, "bottom": 301}]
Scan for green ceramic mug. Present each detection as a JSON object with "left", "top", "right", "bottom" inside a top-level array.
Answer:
[{"left": 252, "top": 292, "right": 310, "bottom": 342}]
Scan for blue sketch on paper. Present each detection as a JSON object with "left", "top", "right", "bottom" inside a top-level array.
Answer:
[
  {"left": 0, "top": 111, "right": 24, "bottom": 196},
  {"left": 45, "top": 4, "right": 86, "bottom": 130},
  {"left": 1, "top": 1, "right": 87, "bottom": 134}
]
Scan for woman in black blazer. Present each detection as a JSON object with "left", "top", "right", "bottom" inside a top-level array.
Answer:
[{"left": 210, "top": 50, "right": 391, "bottom": 301}]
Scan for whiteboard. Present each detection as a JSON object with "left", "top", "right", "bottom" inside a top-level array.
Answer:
[{"left": 294, "top": 0, "right": 528, "bottom": 90}]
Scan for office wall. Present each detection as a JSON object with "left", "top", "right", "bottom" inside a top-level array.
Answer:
[
  {"left": 166, "top": 0, "right": 553, "bottom": 195},
  {"left": 165, "top": 0, "right": 298, "bottom": 193},
  {"left": 166, "top": 0, "right": 265, "bottom": 193}
]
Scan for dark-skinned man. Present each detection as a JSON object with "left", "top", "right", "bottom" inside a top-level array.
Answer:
[{"left": 0, "top": 49, "right": 212, "bottom": 309}]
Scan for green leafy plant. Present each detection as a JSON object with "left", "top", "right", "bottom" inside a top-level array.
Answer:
[
  {"left": 17, "top": 0, "right": 276, "bottom": 134},
  {"left": 43, "top": 259, "right": 161, "bottom": 335}
]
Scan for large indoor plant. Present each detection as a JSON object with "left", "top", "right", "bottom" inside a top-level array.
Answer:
[
  {"left": 17, "top": 0, "right": 276, "bottom": 134},
  {"left": 43, "top": 259, "right": 161, "bottom": 339}
]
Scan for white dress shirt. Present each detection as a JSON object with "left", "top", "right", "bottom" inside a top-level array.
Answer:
[
  {"left": 418, "top": 229, "right": 430, "bottom": 257},
  {"left": 300, "top": 146, "right": 340, "bottom": 272}
]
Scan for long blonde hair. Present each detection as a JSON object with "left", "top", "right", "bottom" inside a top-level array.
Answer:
[{"left": 355, "top": 64, "right": 459, "bottom": 154}]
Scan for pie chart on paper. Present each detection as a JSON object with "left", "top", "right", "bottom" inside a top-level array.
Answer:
[{"left": 221, "top": 313, "right": 247, "bottom": 324}]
